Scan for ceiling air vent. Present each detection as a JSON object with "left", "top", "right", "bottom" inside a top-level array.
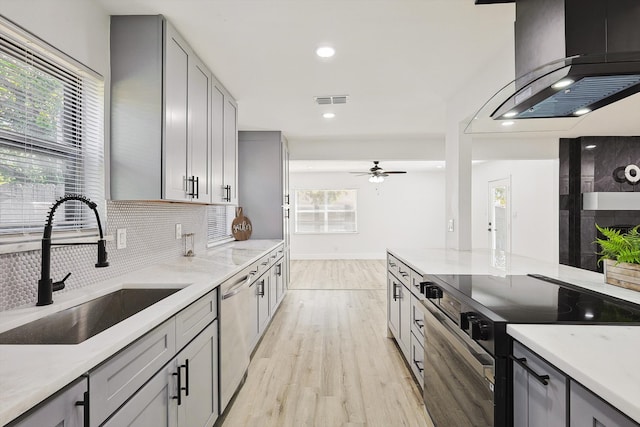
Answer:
[{"left": 314, "top": 95, "right": 349, "bottom": 105}]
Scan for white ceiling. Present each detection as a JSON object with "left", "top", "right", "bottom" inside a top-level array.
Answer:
[
  {"left": 96, "top": 0, "right": 639, "bottom": 151},
  {"left": 96, "top": 0, "right": 516, "bottom": 139}
]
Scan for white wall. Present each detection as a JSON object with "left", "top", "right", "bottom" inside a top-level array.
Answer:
[
  {"left": 0, "top": 0, "right": 109, "bottom": 76},
  {"left": 471, "top": 159, "right": 559, "bottom": 263},
  {"left": 290, "top": 170, "right": 446, "bottom": 259}
]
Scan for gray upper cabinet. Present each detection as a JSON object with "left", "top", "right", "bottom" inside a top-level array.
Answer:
[
  {"left": 211, "top": 80, "right": 238, "bottom": 205},
  {"left": 110, "top": 15, "right": 223, "bottom": 203}
]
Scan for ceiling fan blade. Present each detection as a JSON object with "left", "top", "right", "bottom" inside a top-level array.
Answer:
[{"left": 384, "top": 171, "right": 407, "bottom": 174}]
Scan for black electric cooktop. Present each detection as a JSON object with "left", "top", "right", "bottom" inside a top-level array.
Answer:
[{"left": 431, "top": 274, "right": 640, "bottom": 324}]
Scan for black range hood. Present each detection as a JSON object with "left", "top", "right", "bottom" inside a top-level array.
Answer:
[{"left": 479, "top": 0, "right": 640, "bottom": 120}]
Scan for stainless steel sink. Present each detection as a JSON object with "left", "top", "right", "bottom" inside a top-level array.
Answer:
[{"left": 0, "top": 288, "right": 181, "bottom": 345}]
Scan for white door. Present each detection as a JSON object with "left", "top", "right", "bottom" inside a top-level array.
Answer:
[{"left": 488, "top": 178, "right": 511, "bottom": 257}]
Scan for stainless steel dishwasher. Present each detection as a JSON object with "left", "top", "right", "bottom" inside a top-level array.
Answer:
[{"left": 220, "top": 265, "right": 257, "bottom": 412}]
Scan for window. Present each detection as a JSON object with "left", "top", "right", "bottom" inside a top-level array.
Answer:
[
  {"left": 207, "top": 205, "right": 235, "bottom": 245},
  {"left": 0, "top": 17, "right": 104, "bottom": 240},
  {"left": 294, "top": 189, "right": 357, "bottom": 233}
]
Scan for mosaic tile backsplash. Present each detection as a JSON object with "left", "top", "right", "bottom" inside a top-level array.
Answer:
[{"left": 0, "top": 201, "right": 208, "bottom": 311}]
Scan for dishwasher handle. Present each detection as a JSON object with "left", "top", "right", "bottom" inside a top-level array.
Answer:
[{"left": 222, "top": 273, "right": 253, "bottom": 299}]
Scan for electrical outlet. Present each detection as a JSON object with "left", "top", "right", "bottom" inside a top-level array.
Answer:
[
  {"left": 175, "top": 223, "right": 182, "bottom": 240},
  {"left": 116, "top": 228, "right": 127, "bottom": 249},
  {"left": 447, "top": 219, "right": 455, "bottom": 232}
]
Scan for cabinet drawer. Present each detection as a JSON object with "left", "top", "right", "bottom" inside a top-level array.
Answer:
[
  {"left": 410, "top": 332, "right": 425, "bottom": 390},
  {"left": 570, "top": 381, "right": 637, "bottom": 427},
  {"left": 176, "top": 289, "right": 217, "bottom": 350},
  {"left": 409, "top": 269, "right": 424, "bottom": 299},
  {"left": 410, "top": 294, "right": 426, "bottom": 340},
  {"left": 387, "top": 254, "right": 400, "bottom": 277},
  {"left": 90, "top": 319, "right": 176, "bottom": 426}
]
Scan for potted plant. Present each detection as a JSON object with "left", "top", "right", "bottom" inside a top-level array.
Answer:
[{"left": 596, "top": 224, "right": 640, "bottom": 292}]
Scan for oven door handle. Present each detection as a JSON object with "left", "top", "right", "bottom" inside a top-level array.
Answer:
[{"left": 423, "top": 303, "right": 495, "bottom": 385}]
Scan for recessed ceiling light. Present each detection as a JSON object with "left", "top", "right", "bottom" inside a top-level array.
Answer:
[
  {"left": 322, "top": 112, "right": 335, "bottom": 119},
  {"left": 585, "top": 144, "right": 597, "bottom": 150},
  {"left": 574, "top": 108, "right": 591, "bottom": 116},
  {"left": 552, "top": 78, "right": 574, "bottom": 89},
  {"left": 501, "top": 121, "right": 515, "bottom": 127},
  {"left": 316, "top": 46, "right": 335, "bottom": 58},
  {"left": 503, "top": 111, "right": 518, "bottom": 118}
]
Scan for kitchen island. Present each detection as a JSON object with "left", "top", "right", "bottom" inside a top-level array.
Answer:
[
  {"left": 0, "top": 239, "right": 283, "bottom": 426},
  {"left": 388, "top": 247, "right": 640, "bottom": 425}
]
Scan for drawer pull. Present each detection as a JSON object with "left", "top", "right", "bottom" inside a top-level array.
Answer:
[
  {"left": 414, "top": 359, "right": 424, "bottom": 373},
  {"left": 510, "top": 355, "right": 550, "bottom": 386},
  {"left": 392, "top": 282, "right": 400, "bottom": 301},
  {"left": 414, "top": 319, "right": 424, "bottom": 329}
]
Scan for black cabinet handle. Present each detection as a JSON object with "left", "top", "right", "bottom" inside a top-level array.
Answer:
[
  {"left": 173, "top": 367, "right": 182, "bottom": 405},
  {"left": 509, "top": 355, "right": 550, "bottom": 386},
  {"left": 392, "top": 282, "right": 400, "bottom": 301},
  {"left": 276, "top": 264, "right": 282, "bottom": 276},
  {"left": 194, "top": 177, "right": 199, "bottom": 199},
  {"left": 414, "top": 359, "right": 424, "bottom": 373},
  {"left": 75, "top": 391, "right": 90, "bottom": 427},
  {"left": 389, "top": 262, "right": 397, "bottom": 268},
  {"left": 257, "top": 280, "right": 265, "bottom": 297},
  {"left": 183, "top": 360, "right": 189, "bottom": 396},
  {"left": 414, "top": 319, "right": 424, "bottom": 329},
  {"left": 223, "top": 185, "right": 231, "bottom": 202}
]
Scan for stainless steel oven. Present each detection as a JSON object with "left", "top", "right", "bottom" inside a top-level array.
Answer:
[{"left": 422, "top": 291, "right": 495, "bottom": 427}]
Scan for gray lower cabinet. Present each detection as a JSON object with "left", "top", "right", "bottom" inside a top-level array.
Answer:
[
  {"left": 103, "top": 320, "right": 218, "bottom": 427},
  {"left": 90, "top": 318, "right": 177, "bottom": 426},
  {"left": 512, "top": 341, "right": 567, "bottom": 427},
  {"left": 102, "top": 363, "right": 177, "bottom": 427},
  {"left": 570, "top": 381, "right": 638, "bottom": 427},
  {"left": 176, "top": 319, "right": 218, "bottom": 427},
  {"left": 8, "top": 377, "right": 88, "bottom": 427}
]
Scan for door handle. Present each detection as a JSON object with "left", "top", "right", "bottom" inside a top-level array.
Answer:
[{"left": 75, "top": 391, "right": 90, "bottom": 427}]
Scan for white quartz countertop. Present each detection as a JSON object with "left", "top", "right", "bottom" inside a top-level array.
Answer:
[
  {"left": 0, "top": 239, "right": 283, "bottom": 426},
  {"left": 388, "top": 247, "right": 640, "bottom": 424},
  {"left": 508, "top": 324, "right": 640, "bottom": 424}
]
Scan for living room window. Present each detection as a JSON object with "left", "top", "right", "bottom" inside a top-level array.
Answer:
[
  {"left": 294, "top": 189, "right": 357, "bottom": 234},
  {"left": 0, "top": 17, "right": 104, "bottom": 241}
]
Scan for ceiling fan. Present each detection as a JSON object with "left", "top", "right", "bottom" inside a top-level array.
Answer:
[{"left": 350, "top": 161, "right": 407, "bottom": 183}]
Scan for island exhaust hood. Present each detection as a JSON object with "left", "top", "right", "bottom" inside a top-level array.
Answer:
[{"left": 469, "top": 0, "right": 640, "bottom": 132}]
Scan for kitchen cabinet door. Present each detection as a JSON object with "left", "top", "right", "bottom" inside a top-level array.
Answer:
[
  {"left": 188, "top": 55, "right": 212, "bottom": 202},
  {"left": 177, "top": 320, "right": 218, "bottom": 427},
  {"left": 8, "top": 378, "right": 87, "bottom": 427},
  {"left": 570, "top": 381, "right": 637, "bottom": 427},
  {"left": 223, "top": 97, "right": 238, "bottom": 204},
  {"left": 269, "top": 263, "right": 278, "bottom": 314},
  {"left": 102, "top": 363, "right": 177, "bottom": 427},
  {"left": 257, "top": 274, "right": 270, "bottom": 336},
  {"left": 163, "top": 22, "right": 190, "bottom": 201},
  {"left": 388, "top": 275, "right": 401, "bottom": 340},
  {"left": 512, "top": 341, "right": 567, "bottom": 427},
  {"left": 399, "top": 283, "right": 411, "bottom": 360},
  {"left": 211, "top": 82, "right": 238, "bottom": 204}
]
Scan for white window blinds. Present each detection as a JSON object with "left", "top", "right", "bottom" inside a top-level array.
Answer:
[
  {"left": 207, "top": 205, "right": 235, "bottom": 245},
  {"left": 0, "top": 17, "right": 104, "bottom": 238}
]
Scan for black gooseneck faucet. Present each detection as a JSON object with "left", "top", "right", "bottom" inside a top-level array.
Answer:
[{"left": 37, "top": 194, "right": 109, "bottom": 306}]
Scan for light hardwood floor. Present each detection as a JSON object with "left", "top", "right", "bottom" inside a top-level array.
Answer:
[
  {"left": 221, "top": 260, "right": 434, "bottom": 427},
  {"left": 289, "top": 260, "right": 387, "bottom": 290}
]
